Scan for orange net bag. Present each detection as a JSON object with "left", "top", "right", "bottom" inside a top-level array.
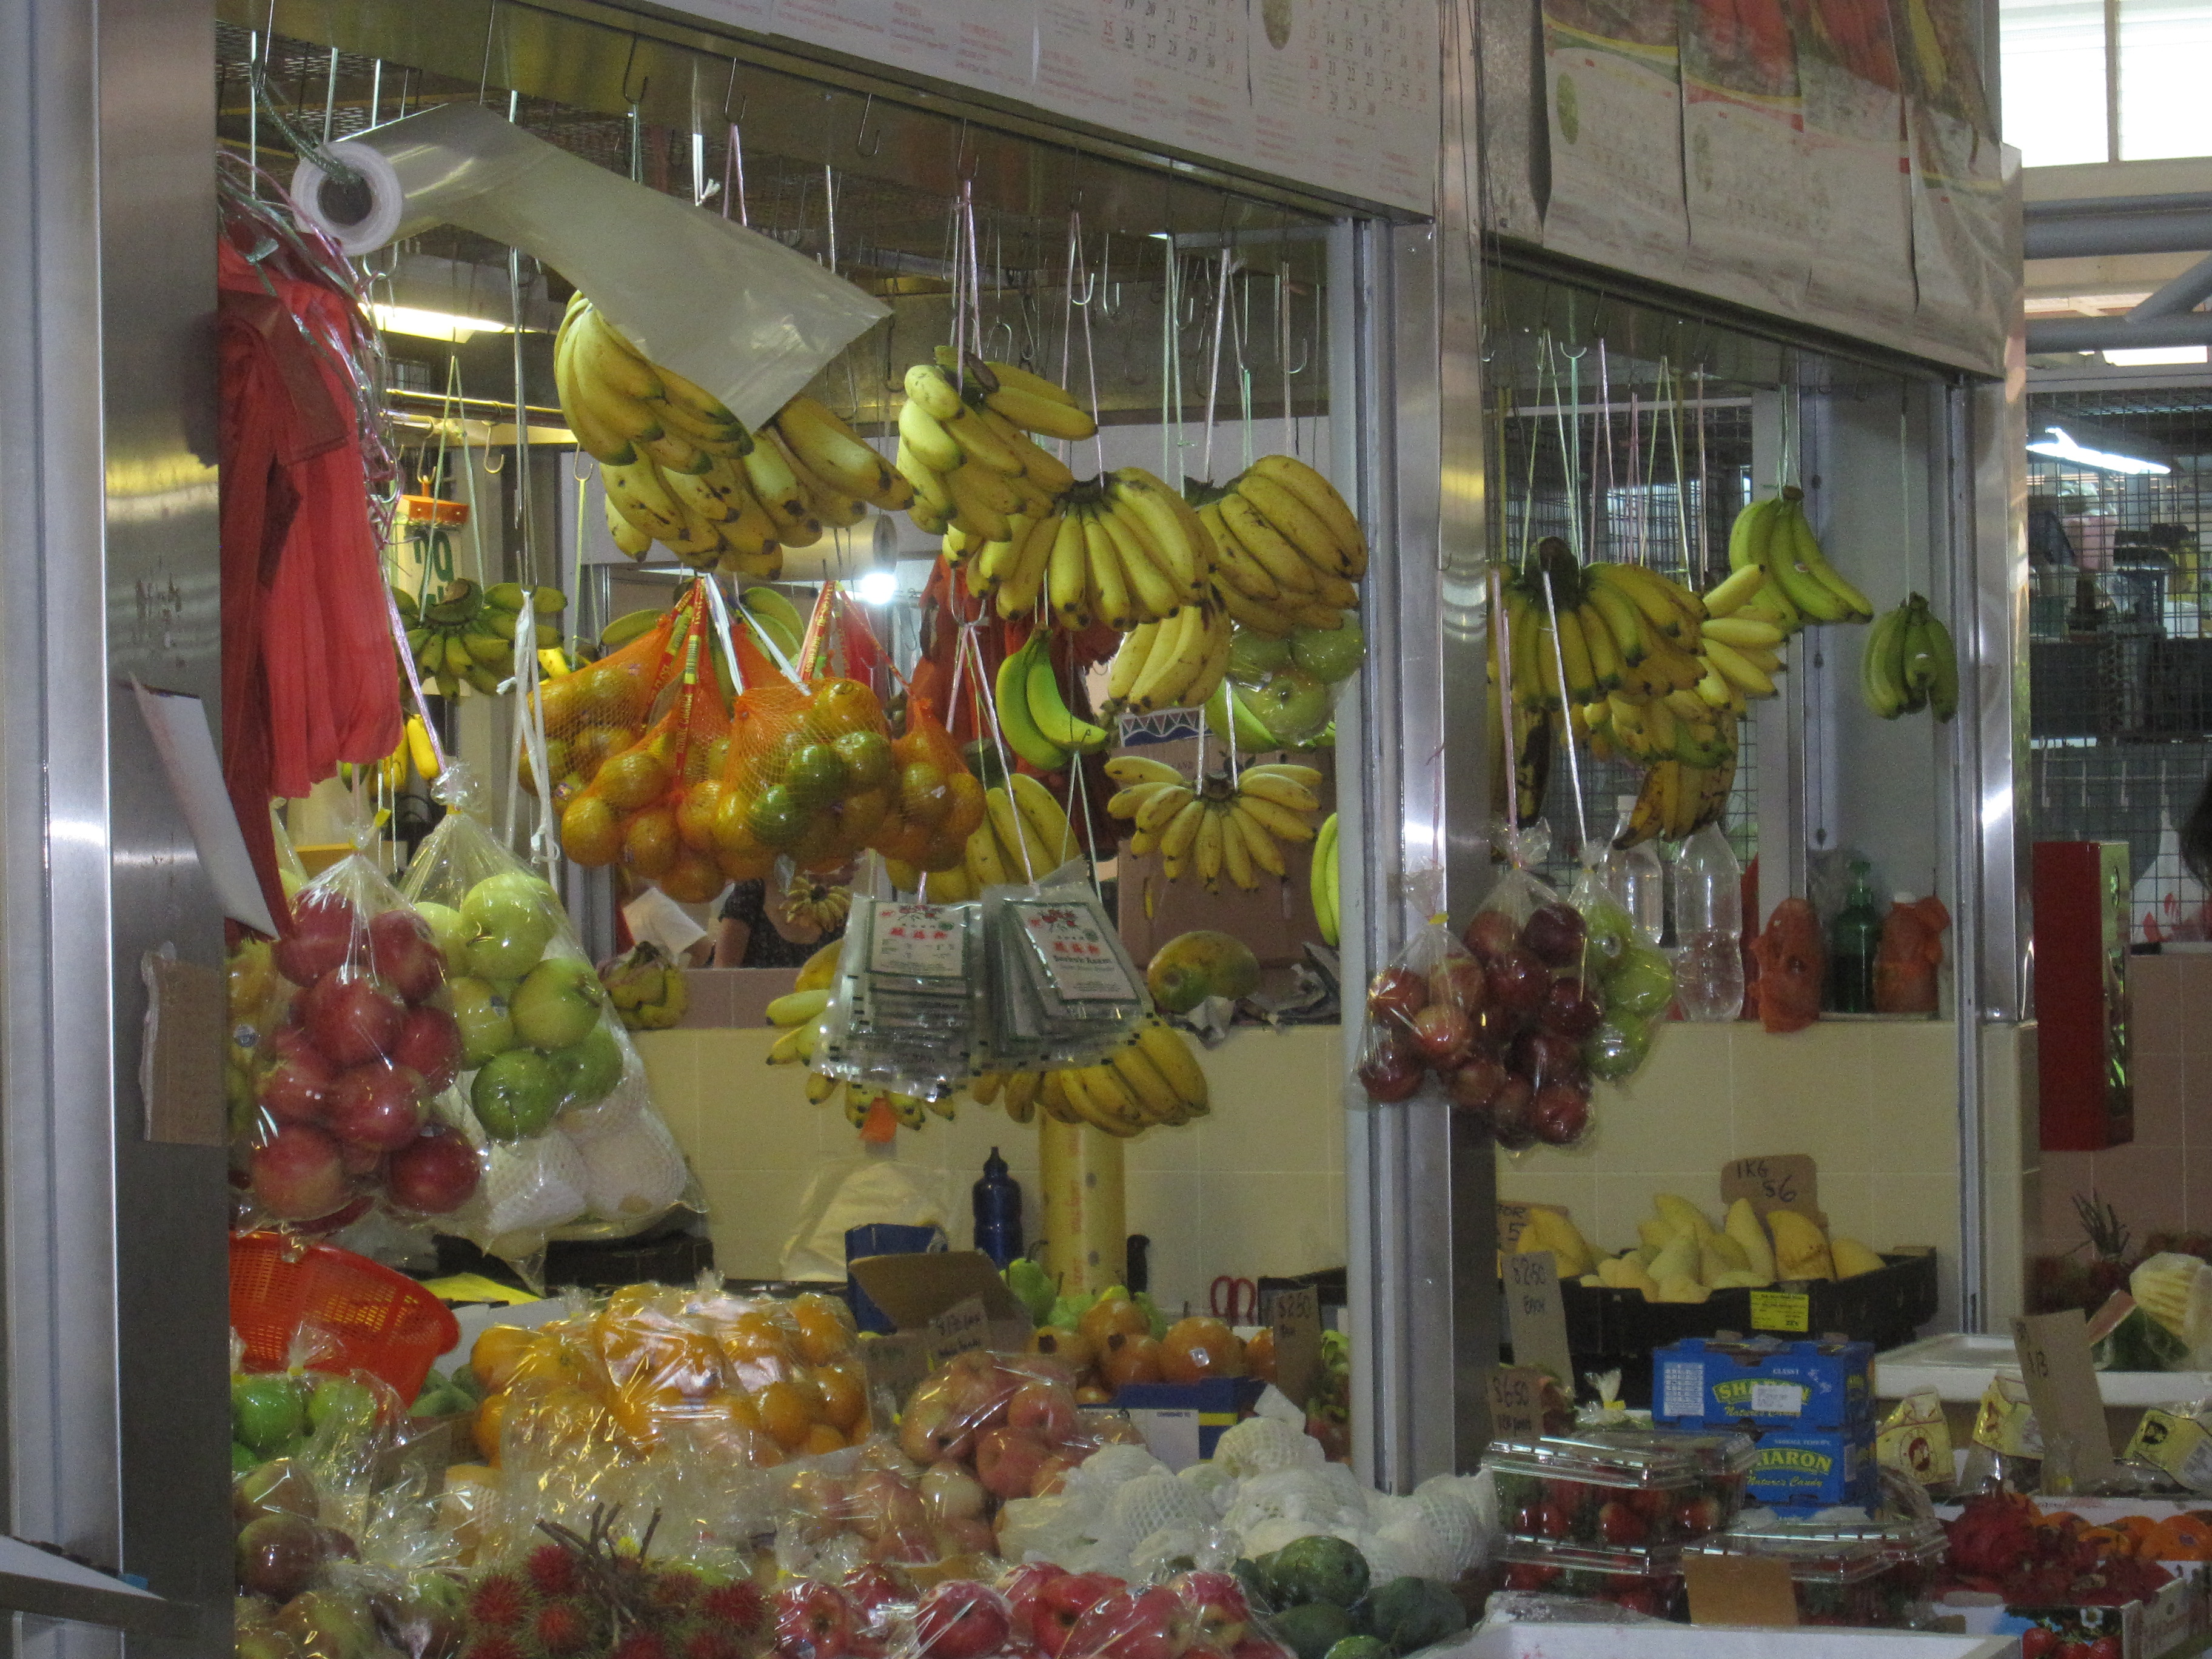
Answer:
[
  {"left": 872, "top": 695, "right": 988, "bottom": 872},
  {"left": 529, "top": 591, "right": 696, "bottom": 815}
]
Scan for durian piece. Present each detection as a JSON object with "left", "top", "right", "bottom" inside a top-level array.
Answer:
[
  {"left": 1725, "top": 1198, "right": 1778, "bottom": 1281},
  {"left": 1831, "top": 1236, "right": 1886, "bottom": 1279},
  {"left": 1652, "top": 1278, "right": 1711, "bottom": 1304},
  {"left": 1767, "top": 1208, "right": 1836, "bottom": 1281},
  {"left": 1655, "top": 1193, "right": 1717, "bottom": 1239},
  {"left": 1648, "top": 1233, "right": 1701, "bottom": 1288},
  {"left": 1700, "top": 1234, "right": 1752, "bottom": 1281},
  {"left": 1518, "top": 1208, "right": 1597, "bottom": 1278}
]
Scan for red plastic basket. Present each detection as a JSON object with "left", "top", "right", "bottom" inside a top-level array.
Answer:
[{"left": 229, "top": 1232, "right": 458, "bottom": 1403}]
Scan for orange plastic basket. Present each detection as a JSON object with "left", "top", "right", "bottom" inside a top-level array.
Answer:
[{"left": 229, "top": 1232, "right": 458, "bottom": 1403}]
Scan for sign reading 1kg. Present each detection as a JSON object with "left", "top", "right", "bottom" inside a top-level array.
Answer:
[{"left": 1721, "top": 1154, "right": 1820, "bottom": 1221}]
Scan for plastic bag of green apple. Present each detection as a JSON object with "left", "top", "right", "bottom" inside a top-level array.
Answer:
[
  {"left": 1215, "top": 620, "right": 1361, "bottom": 750},
  {"left": 398, "top": 764, "right": 695, "bottom": 1276},
  {"left": 1566, "top": 866, "right": 1674, "bottom": 1091}
]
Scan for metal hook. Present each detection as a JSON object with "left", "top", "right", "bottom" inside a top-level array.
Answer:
[
  {"left": 620, "top": 33, "right": 649, "bottom": 107},
  {"left": 854, "top": 92, "right": 885, "bottom": 158}
]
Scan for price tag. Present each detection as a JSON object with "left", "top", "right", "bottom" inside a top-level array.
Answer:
[
  {"left": 1487, "top": 1366, "right": 1552, "bottom": 1442},
  {"left": 1496, "top": 1201, "right": 1570, "bottom": 1253},
  {"left": 926, "top": 1296, "right": 991, "bottom": 1367},
  {"left": 2126, "top": 1409, "right": 2212, "bottom": 1493},
  {"left": 1262, "top": 1284, "right": 1322, "bottom": 1409},
  {"left": 1504, "top": 1250, "right": 1573, "bottom": 1386},
  {"left": 1721, "top": 1155, "right": 1822, "bottom": 1221},
  {"left": 1749, "top": 1290, "right": 1811, "bottom": 1333},
  {"left": 2013, "top": 1311, "right": 2117, "bottom": 1489},
  {"left": 1685, "top": 1554, "right": 1800, "bottom": 1627}
]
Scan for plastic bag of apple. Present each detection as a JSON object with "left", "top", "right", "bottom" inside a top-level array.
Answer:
[
  {"left": 237, "top": 846, "right": 486, "bottom": 1233},
  {"left": 1353, "top": 849, "right": 1673, "bottom": 1149},
  {"left": 399, "top": 767, "right": 694, "bottom": 1268}
]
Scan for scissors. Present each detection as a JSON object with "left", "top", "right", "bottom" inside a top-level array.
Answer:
[{"left": 1210, "top": 1275, "right": 1258, "bottom": 1324}]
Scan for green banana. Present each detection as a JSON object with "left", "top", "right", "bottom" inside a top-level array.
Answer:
[
  {"left": 1312, "top": 812, "right": 1340, "bottom": 947},
  {"left": 1779, "top": 495, "right": 1874, "bottom": 621},
  {"left": 994, "top": 634, "right": 1072, "bottom": 770},
  {"left": 1860, "top": 602, "right": 1915, "bottom": 719},
  {"left": 1026, "top": 647, "right": 1111, "bottom": 754},
  {"left": 1204, "top": 680, "right": 1276, "bottom": 751},
  {"left": 1763, "top": 496, "right": 1854, "bottom": 624},
  {"left": 1919, "top": 603, "right": 1959, "bottom": 722}
]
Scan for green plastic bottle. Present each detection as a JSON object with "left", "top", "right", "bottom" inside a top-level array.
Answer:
[{"left": 1827, "top": 860, "right": 1883, "bottom": 1014}]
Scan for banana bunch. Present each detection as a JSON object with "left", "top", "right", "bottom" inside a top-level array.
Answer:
[
  {"left": 395, "top": 578, "right": 566, "bottom": 697},
  {"left": 1193, "top": 455, "right": 1366, "bottom": 639},
  {"left": 1495, "top": 539, "right": 1711, "bottom": 716},
  {"left": 599, "top": 942, "right": 690, "bottom": 1031},
  {"left": 558, "top": 293, "right": 912, "bottom": 577},
  {"left": 1614, "top": 748, "right": 1740, "bottom": 848},
  {"left": 1723, "top": 488, "right": 1874, "bottom": 629},
  {"left": 995, "top": 630, "right": 1110, "bottom": 771},
  {"left": 1586, "top": 688, "right": 1740, "bottom": 768},
  {"left": 1862, "top": 593, "right": 1959, "bottom": 721},
  {"left": 900, "top": 354, "right": 1090, "bottom": 543},
  {"left": 822, "top": 1076, "right": 948, "bottom": 1132},
  {"left": 976, "top": 1018, "right": 1212, "bottom": 1136},
  {"left": 1312, "top": 812, "right": 1341, "bottom": 948},
  {"left": 765, "top": 986, "right": 830, "bottom": 1066},
  {"left": 375, "top": 714, "right": 444, "bottom": 793},
  {"left": 1106, "top": 755, "right": 1319, "bottom": 890},
  {"left": 957, "top": 774, "right": 1081, "bottom": 891},
  {"left": 782, "top": 871, "right": 853, "bottom": 934},
  {"left": 1102, "top": 588, "right": 1234, "bottom": 714}
]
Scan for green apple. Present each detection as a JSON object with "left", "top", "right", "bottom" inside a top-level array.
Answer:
[
  {"left": 1247, "top": 667, "right": 1333, "bottom": 743},
  {"left": 412, "top": 901, "right": 474, "bottom": 970},
  {"left": 1227, "top": 626, "right": 1295, "bottom": 684},
  {"left": 1607, "top": 944, "right": 1677, "bottom": 1017},
  {"left": 306, "top": 1374, "right": 381, "bottom": 1440},
  {"left": 448, "top": 977, "right": 516, "bottom": 1068},
  {"left": 512, "top": 957, "right": 605, "bottom": 1050},
  {"left": 548, "top": 1019, "right": 624, "bottom": 1110},
  {"left": 471, "top": 1049, "right": 561, "bottom": 1141},
  {"left": 467, "top": 927, "right": 552, "bottom": 981},
  {"left": 1290, "top": 616, "right": 1364, "bottom": 683},
  {"left": 276, "top": 1590, "right": 378, "bottom": 1659},
  {"left": 460, "top": 873, "right": 558, "bottom": 975},
  {"left": 232, "top": 1374, "right": 306, "bottom": 1458}
]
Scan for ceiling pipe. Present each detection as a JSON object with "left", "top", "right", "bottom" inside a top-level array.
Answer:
[
  {"left": 2024, "top": 311, "right": 2212, "bottom": 352},
  {"left": 2023, "top": 193, "right": 2212, "bottom": 259},
  {"left": 2127, "top": 249, "right": 2212, "bottom": 320}
]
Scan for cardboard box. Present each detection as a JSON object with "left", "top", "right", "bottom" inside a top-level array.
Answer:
[
  {"left": 1742, "top": 1425, "right": 1880, "bottom": 1509},
  {"left": 846, "top": 1250, "right": 1033, "bottom": 1410},
  {"left": 1654, "top": 1336, "right": 1876, "bottom": 1431},
  {"left": 1111, "top": 1378, "right": 1267, "bottom": 1470}
]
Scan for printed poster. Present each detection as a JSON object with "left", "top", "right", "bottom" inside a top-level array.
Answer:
[
  {"left": 1797, "top": 0, "right": 1914, "bottom": 332},
  {"left": 1033, "top": 0, "right": 1250, "bottom": 166},
  {"left": 1681, "top": 0, "right": 1816, "bottom": 316},
  {"left": 1247, "top": 0, "right": 1437, "bottom": 211},
  {"left": 1895, "top": 0, "right": 2010, "bottom": 372},
  {"left": 1538, "top": 0, "right": 1689, "bottom": 270}
]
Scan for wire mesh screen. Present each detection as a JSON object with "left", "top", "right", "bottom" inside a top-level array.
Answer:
[{"left": 2026, "top": 386, "right": 2212, "bottom": 935}]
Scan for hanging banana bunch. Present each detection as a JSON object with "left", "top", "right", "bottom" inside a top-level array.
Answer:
[
  {"left": 1188, "top": 454, "right": 1367, "bottom": 639},
  {"left": 1861, "top": 594, "right": 1959, "bottom": 721},
  {"left": 395, "top": 579, "right": 565, "bottom": 697},
  {"left": 1104, "top": 754, "right": 1319, "bottom": 891}
]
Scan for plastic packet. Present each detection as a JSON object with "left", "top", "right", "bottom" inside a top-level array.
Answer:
[
  {"left": 1353, "top": 911, "right": 1483, "bottom": 1108},
  {"left": 1575, "top": 873, "right": 1675, "bottom": 1086},
  {"left": 399, "top": 766, "right": 694, "bottom": 1267},
  {"left": 1874, "top": 894, "right": 1949, "bottom": 1014},
  {"left": 240, "top": 839, "right": 478, "bottom": 1232},
  {"left": 815, "top": 896, "right": 987, "bottom": 1100},
  {"left": 975, "top": 877, "right": 1151, "bottom": 1074}
]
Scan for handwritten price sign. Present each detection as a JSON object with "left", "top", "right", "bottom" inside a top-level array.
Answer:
[{"left": 1721, "top": 1154, "right": 1822, "bottom": 1221}]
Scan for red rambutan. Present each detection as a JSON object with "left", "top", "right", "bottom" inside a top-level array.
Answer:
[
  {"left": 468, "top": 1575, "right": 532, "bottom": 1631},
  {"left": 651, "top": 1570, "right": 703, "bottom": 1612},
  {"left": 700, "top": 1581, "right": 765, "bottom": 1632},
  {"left": 526, "top": 1543, "right": 581, "bottom": 1598},
  {"left": 464, "top": 1637, "right": 526, "bottom": 1659},
  {"left": 532, "top": 1601, "right": 595, "bottom": 1655},
  {"left": 683, "top": 1627, "right": 744, "bottom": 1659},
  {"left": 612, "top": 1631, "right": 670, "bottom": 1659}
]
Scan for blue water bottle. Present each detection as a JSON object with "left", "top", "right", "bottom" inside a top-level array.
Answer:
[{"left": 972, "top": 1147, "right": 1023, "bottom": 1267}]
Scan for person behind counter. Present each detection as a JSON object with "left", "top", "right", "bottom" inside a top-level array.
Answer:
[{"left": 712, "top": 859, "right": 853, "bottom": 968}]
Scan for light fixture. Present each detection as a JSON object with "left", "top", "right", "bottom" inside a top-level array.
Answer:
[
  {"left": 855, "top": 569, "right": 897, "bottom": 604},
  {"left": 369, "top": 303, "right": 515, "bottom": 343},
  {"left": 2102, "top": 346, "right": 2210, "bottom": 367},
  {"left": 2025, "top": 420, "right": 2174, "bottom": 476}
]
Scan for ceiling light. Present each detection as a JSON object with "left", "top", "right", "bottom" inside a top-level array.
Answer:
[
  {"left": 855, "top": 569, "right": 897, "bottom": 604},
  {"left": 369, "top": 303, "right": 514, "bottom": 343},
  {"left": 2025, "top": 421, "right": 2173, "bottom": 476},
  {"left": 2102, "top": 346, "right": 2210, "bottom": 367}
]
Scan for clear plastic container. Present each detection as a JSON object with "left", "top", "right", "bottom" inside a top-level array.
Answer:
[
  {"left": 1498, "top": 1538, "right": 1683, "bottom": 1619},
  {"left": 1489, "top": 1424, "right": 1757, "bottom": 1550},
  {"left": 1601, "top": 795, "right": 1667, "bottom": 947},
  {"left": 1672, "top": 823, "right": 1744, "bottom": 1021},
  {"left": 1685, "top": 1515, "right": 1946, "bottom": 1628}
]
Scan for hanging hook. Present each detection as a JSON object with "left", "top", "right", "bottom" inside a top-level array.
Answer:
[
  {"left": 854, "top": 92, "right": 885, "bottom": 158},
  {"left": 953, "top": 119, "right": 979, "bottom": 181},
  {"left": 477, "top": 0, "right": 501, "bottom": 105},
  {"left": 620, "top": 32, "right": 649, "bottom": 109}
]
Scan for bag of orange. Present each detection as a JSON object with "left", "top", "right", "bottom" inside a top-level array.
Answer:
[
  {"left": 871, "top": 694, "right": 988, "bottom": 873},
  {"left": 530, "top": 591, "right": 693, "bottom": 826}
]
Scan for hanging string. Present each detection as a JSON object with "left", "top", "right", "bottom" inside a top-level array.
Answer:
[
  {"left": 1539, "top": 569, "right": 1591, "bottom": 861},
  {"left": 1200, "top": 244, "right": 1236, "bottom": 485}
]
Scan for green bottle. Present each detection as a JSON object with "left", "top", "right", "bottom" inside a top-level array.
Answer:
[{"left": 1828, "top": 860, "right": 1883, "bottom": 1014}]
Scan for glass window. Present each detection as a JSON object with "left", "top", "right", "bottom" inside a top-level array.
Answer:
[
  {"left": 1999, "top": 0, "right": 2111, "bottom": 165},
  {"left": 2119, "top": 0, "right": 2212, "bottom": 158}
]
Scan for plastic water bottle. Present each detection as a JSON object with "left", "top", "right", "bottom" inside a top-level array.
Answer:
[
  {"left": 1672, "top": 823, "right": 1744, "bottom": 1021},
  {"left": 971, "top": 1147, "right": 1023, "bottom": 1267},
  {"left": 1601, "top": 795, "right": 1667, "bottom": 947}
]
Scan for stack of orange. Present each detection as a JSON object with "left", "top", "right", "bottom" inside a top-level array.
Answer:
[{"left": 460, "top": 1287, "right": 870, "bottom": 1474}]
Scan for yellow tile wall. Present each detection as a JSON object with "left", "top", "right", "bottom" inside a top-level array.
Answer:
[
  {"left": 634, "top": 1024, "right": 1349, "bottom": 1317},
  {"left": 1496, "top": 1021, "right": 1970, "bottom": 1324}
]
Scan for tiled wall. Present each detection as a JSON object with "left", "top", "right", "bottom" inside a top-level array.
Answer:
[
  {"left": 1495, "top": 1020, "right": 1974, "bottom": 1326},
  {"left": 635, "top": 1024, "right": 1348, "bottom": 1317},
  {"left": 2035, "top": 953, "right": 2212, "bottom": 1255}
]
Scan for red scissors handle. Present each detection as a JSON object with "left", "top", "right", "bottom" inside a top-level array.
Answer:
[{"left": 1210, "top": 1275, "right": 1257, "bottom": 1322}]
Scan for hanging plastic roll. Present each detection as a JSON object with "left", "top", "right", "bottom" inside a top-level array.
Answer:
[{"left": 286, "top": 102, "right": 885, "bottom": 426}]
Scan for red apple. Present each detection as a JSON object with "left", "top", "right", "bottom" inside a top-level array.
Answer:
[
  {"left": 1472, "top": 1002, "right": 1524, "bottom": 1049},
  {"left": 301, "top": 968, "right": 403, "bottom": 1068},
  {"left": 275, "top": 891, "right": 355, "bottom": 987},
  {"left": 846, "top": 1470, "right": 927, "bottom": 1541},
  {"left": 1532, "top": 1082, "right": 1592, "bottom": 1146},
  {"left": 775, "top": 1583, "right": 857, "bottom": 1659},
  {"left": 974, "top": 1426, "right": 1052, "bottom": 1500},
  {"left": 919, "top": 1460, "right": 987, "bottom": 1524},
  {"left": 1487, "top": 948, "right": 1550, "bottom": 1017},
  {"left": 1080, "top": 1586, "right": 1193, "bottom": 1659},
  {"left": 339, "top": 1141, "right": 385, "bottom": 1178},
  {"left": 1364, "top": 965, "right": 1429, "bottom": 1027},
  {"left": 1513, "top": 1028, "right": 1587, "bottom": 1088},
  {"left": 1462, "top": 909, "right": 1519, "bottom": 962},
  {"left": 1429, "top": 954, "right": 1490, "bottom": 1017},
  {"left": 250, "top": 1123, "right": 352, "bottom": 1220},
  {"left": 1013, "top": 1574, "right": 1123, "bottom": 1659},
  {"left": 368, "top": 910, "right": 446, "bottom": 1005},
  {"left": 897, "top": 1389, "right": 973, "bottom": 1464},
  {"left": 1357, "top": 1025, "right": 1426, "bottom": 1102},
  {"left": 390, "top": 1005, "right": 463, "bottom": 1093},
  {"left": 325, "top": 1064, "right": 426, "bottom": 1151},
  {"left": 840, "top": 1569, "right": 905, "bottom": 1627},
  {"left": 940, "top": 1350, "right": 1019, "bottom": 1429},
  {"left": 1169, "top": 1574, "right": 1250, "bottom": 1649},
  {"left": 1521, "top": 902, "right": 1587, "bottom": 967},
  {"left": 933, "top": 1517, "right": 997, "bottom": 1558},
  {"left": 1007, "top": 1378, "right": 1079, "bottom": 1444},
  {"left": 1443, "top": 1053, "right": 1509, "bottom": 1113},
  {"left": 385, "top": 1126, "right": 480, "bottom": 1214},
  {"left": 1410, "top": 1004, "right": 1474, "bottom": 1067},
  {"left": 1030, "top": 1452, "right": 1080, "bottom": 1496},
  {"left": 1538, "top": 977, "right": 1604, "bottom": 1039},
  {"left": 257, "top": 1042, "right": 336, "bottom": 1125},
  {"left": 1489, "top": 1076, "right": 1538, "bottom": 1150},
  {"left": 914, "top": 1583, "right": 1013, "bottom": 1659}
]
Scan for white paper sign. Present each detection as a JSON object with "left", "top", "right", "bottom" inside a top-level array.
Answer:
[{"left": 133, "top": 682, "right": 278, "bottom": 936}]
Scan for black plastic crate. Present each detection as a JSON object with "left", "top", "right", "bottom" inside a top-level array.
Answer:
[{"left": 1554, "top": 1253, "right": 1939, "bottom": 1408}]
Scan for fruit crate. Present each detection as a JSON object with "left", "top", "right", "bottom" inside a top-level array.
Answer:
[{"left": 1557, "top": 1253, "right": 1939, "bottom": 1409}]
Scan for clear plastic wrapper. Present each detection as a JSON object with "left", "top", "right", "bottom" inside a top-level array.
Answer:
[
  {"left": 1496, "top": 1539, "right": 1682, "bottom": 1618},
  {"left": 236, "top": 832, "right": 479, "bottom": 1233},
  {"left": 814, "top": 897, "right": 987, "bottom": 1100},
  {"left": 1353, "top": 913, "right": 1483, "bottom": 1109},
  {"left": 976, "top": 881, "right": 1151, "bottom": 1075},
  {"left": 1489, "top": 1425, "right": 1755, "bottom": 1551},
  {"left": 400, "top": 766, "right": 694, "bottom": 1269},
  {"left": 1686, "top": 1513, "right": 1945, "bottom": 1628}
]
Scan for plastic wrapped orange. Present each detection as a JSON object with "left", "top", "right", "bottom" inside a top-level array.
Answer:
[
  {"left": 717, "top": 651, "right": 896, "bottom": 877},
  {"left": 535, "top": 595, "right": 691, "bottom": 836},
  {"left": 873, "top": 695, "right": 988, "bottom": 872}
]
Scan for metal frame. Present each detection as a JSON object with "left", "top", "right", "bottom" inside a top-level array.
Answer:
[{"left": 0, "top": 0, "right": 229, "bottom": 1653}]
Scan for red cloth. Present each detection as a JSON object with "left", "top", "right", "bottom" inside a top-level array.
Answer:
[{"left": 220, "top": 235, "right": 401, "bottom": 927}]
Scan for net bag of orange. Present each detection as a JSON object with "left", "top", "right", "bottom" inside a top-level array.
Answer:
[
  {"left": 714, "top": 638, "right": 897, "bottom": 880},
  {"left": 870, "top": 693, "right": 988, "bottom": 874},
  {"left": 529, "top": 591, "right": 695, "bottom": 824}
]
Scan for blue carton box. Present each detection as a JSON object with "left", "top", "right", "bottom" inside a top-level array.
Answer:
[
  {"left": 1111, "top": 1378, "right": 1267, "bottom": 1469},
  {"left": 1651, "top": 1335, "right": 1875, "bottom": 1430},
  {"left": 1742, "top": 1425, "right": 1880, "bottom": 1508}
]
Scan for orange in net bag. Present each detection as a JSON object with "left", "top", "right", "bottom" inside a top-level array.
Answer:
[
  {"left": 871, "top": 694, "right": 988, "bottom": 873},
  {"left": 532, "top": 591, "right": 695, "bottom": 824}
]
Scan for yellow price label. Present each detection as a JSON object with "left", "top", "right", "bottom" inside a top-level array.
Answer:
[{"left": 1749, "top": 1290, "right": 1810, "bottom": 1333}]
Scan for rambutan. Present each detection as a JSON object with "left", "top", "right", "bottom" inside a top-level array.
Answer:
[
  {"left": 612, "top": 1631, "right": 670, "bottom": 1659},
  {"left": 468, "top": 1575, "right": 532, "bottom": 1631},
  {"left": 526, "top": 1543, "right": 581, "bottom": 1598},
  {"left": 532, "top": 1601, "right": 596, "bottom": 1655},
  {"left": 464, "top": 1637, "right": 526, "bottom": 1659},
  {"left": 651, "top": 1569, "right": 703, "bottom": 1612},
  {"left": 683, "top": 1627, "right": 744, "bottom": 1659},
  {"left": 700, "top": 1581, "right": 765, "bottom": 1631}
]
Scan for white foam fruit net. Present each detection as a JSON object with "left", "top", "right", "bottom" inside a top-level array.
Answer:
[{"left": 1214, "top": 1416, "right": 1324, "bottom": 1478}]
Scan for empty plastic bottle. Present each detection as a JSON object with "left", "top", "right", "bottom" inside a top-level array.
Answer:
[
  {"left": 1601, "top": 795, "right": 1667, "bottom": 947},
  {"left": 1672, "top": 823, "right": 1745, "bottom": 1021}
]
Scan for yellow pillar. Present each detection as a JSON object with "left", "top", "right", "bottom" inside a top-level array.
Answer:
[{"left": 1038, "top": 1117, "right": 1126, "bottom": 1293}]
